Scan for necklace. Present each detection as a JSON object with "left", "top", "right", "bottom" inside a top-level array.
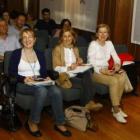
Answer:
[{"left": 23, "top": 48, "right": 37, "bottom": 80}]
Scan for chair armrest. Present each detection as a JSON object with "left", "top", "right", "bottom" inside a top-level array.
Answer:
[
  {"left": 46, "top": 70, "right": 59, "bottom": 80},
  {"left": 7, "top": 74, "right": 17, "bottom": 86}
]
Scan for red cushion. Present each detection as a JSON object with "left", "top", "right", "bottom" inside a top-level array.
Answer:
[{"left": 108, "top": 53, "right": 134, "bottom": 69}]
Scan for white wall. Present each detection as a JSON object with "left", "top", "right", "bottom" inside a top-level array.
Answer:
[
  {"left": 131, "top": 0, "right": 140, "bottom": 45},
  {"left": 40, "top": 0, "right": 99, "bottom": 32}
]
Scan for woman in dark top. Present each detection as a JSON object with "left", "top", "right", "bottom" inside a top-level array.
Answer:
[{"left": 9, "top": 28, "right": 71, "bottom": 137}]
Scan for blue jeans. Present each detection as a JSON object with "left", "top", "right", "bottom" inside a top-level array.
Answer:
[{"left": 16, "top": 83, "right": 65, "bottom": 125}]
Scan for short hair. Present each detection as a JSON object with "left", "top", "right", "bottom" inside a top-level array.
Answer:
[
  {"left": 94, "top": 24, "right": 110, "bottom": 40},
  {"left": 10, "top": 10, "right": 19, "bottom": 19},
  {"left": 60, "top": 19, "right": 71, "bottom": 28},
  {"left": 16, "top": 13, "right": 26, "bottom": 19},
  {"left": 59, "top": 27, "right": 77, "bottom": 46},
  {"left": 2, "top": 10, "right": 10, "bottom": 16},
  {"left": 42, "top": 8, "right": 50, "bottom": 15}
]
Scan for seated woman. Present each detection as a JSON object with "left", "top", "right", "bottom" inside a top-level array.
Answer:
[
  {"left": 2, "top": 10, "right": 10, "bottom": 26},
  {"left": 87, "top": 24, "right": 127, "bottom": 123},
  {"left": 53, "top": 19, "right": 71, "bottom": 37},
  {"left": 52, "top": 26, "right": 103, "bottom": 111},
  {"left": 26, "top": 13, "right": 37, "bottom": 28},
  {"left": 8, "top": 28, "right": 71, "bottom": 137}
]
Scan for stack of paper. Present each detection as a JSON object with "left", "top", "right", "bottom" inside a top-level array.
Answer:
[{"left": 68, "top": 65, "right": 93, "bottom": 74}]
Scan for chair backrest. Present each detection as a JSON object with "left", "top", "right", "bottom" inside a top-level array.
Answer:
[
  {"left": 78, "top": 47, "right": 88, "bottom": 63},
  {"left": 51, "top": 29, "right": 57, "bottom": 36},
  {"left": 44, "top": 48, "right": 53, "bottom": 70},
  {"left": 114, "top": 45, "right": 128, "bottom": 53},
  {"left": 34, "top": 37, "right": 46, "bottom": 53},
  {"left": 76, "top": 36, "right": 88, "bottom": 47},
  {"left": 48, "top": 37, "right": 59, "bottom": 48},
  {"left": 35, "top": 30, "right": 49, "bottom": 46},
  {"left": 4, "top": 51, "right": 13, "bottom": 75}
]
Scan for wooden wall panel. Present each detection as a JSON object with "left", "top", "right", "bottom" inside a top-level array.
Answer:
[
  {"left": 1, "top": 0, "right": 39, "bottom": 20},
  {"left": 28, "top": 0, "right": 39, "bottom": 19},
  {"left": 0, "top": 0, "right": 7, "bottom": 13},
  {"left": 113, "top": 0, "right": 132, "bottom": 44},
  {"left": 6, "top": 0, "right": 24, "bottom": 13},
  {"left": 97, "top": 0, "right": 118, "bottom": 41}
]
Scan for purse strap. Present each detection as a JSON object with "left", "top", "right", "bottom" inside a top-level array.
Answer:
[{"left": 86, "top": 112, "right": 98, "bottom": 132}]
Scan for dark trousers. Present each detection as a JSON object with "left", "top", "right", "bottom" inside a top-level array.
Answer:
[{"left": 69, "top": 70, "right": 95, "bottom": 106}]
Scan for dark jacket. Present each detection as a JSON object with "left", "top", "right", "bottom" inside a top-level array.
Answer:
[
  {"left": 34, "top": 19, "right": 57, "bottom": 36},
  {"left": 8, "top": 48, "right": 48, "bottom": 83}
]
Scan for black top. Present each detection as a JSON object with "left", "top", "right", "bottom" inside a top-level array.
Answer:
[{"left": 34, "top": 19, "right": 57, "bottom": 36}]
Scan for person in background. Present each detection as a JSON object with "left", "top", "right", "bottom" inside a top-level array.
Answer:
[
  {"left": 34, "top": 8, "right": 57, "bottom": 36},
  {"left": 26, "top": 13, "right": 37, "bottom": 29},
  {"left": 0, "top": 17, "right": 21, "bottom": 61},
  {"left": 53, "top": 19, "right": 71, "bottom": 37},
  {"left": 8, "top": 13, "right": 28, "bottom": 38},
  {"left": 52, "top": 26, "right": 103, "bottom": 111},
  {"left": 8, "top": 28, "right": 71, "bottom": 137},
  {"left": 9, "top": 10, "right": 19, "bottom": 26},
  {"left": 2, "top": 10, "right": 10, "bottom": 25},
  {"left": 87, "top": 24, "right": 127, "bottom": 123}
]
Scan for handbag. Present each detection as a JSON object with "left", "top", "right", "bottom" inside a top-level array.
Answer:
[
  {"left": 64, "top": 105, "right": 98, "bottom": 132},
  {"left": 55, "top": 73, "right": 72, "bottom": 88},
  {"left": 0, "top": 74, "right": 22, "bottom": 131},
  {"left": 121, "top": 72, "right": 133, "bottom": 93}
]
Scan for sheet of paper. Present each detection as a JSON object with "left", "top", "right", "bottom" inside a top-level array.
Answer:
[{"left": 68, "top": 65, "right": 93, "bottom": 74}]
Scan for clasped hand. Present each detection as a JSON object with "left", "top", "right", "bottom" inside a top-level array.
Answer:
[{"left": 68, "top": 57, "right": 83, "bottom": 70}]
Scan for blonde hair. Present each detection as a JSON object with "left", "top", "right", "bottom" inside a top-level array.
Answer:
[
  {"left": 59, "top": 26, "right": 77, "bottom": 46},
  {"left": 94, "top": 24, "right": 110, "bottom": 40}
]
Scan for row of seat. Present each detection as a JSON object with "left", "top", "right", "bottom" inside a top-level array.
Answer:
[
  {"left": 4, "top": 44, "right": 137, "bottom": 111},
  {"left": 34, "top": 30, "right": 88, "bottom": 48}
]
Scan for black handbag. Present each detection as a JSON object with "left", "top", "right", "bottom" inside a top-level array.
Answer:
[{"left": 0, "top": 74, "right": 22, "bottom": 131}]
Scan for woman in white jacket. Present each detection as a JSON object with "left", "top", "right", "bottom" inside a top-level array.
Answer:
[{"left": 87, "top": 24, "right": 127, "bottom": 123}]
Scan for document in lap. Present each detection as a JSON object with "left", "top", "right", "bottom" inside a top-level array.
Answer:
[
  {"left": 69, "top": 65, "right": 93, "bottom": 74},
  {"left": 27, "top": 80, "right": 55, "bottom": 87}
]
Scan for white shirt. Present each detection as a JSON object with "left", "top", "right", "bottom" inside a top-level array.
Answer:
[
  {"left": 54, "top": 47, "right": 77, "bottom": 77},
  {"left": 87, "top": 40, "right": 120, "bottom": 74},
  {"left": 18, "top": 59, "right": 40, "bottom": 77},
  {"left": 8, "top": 25, "right": 28, "bottom": 39},
  {"left": 0, "top": 34, "right": 21, "bottom": 56}
]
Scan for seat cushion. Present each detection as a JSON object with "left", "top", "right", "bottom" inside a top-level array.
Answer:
[
  {"left": 94, "top": 83, "right": 109, "bottom": 95},
  {"left": 59, "top": 88, "right": 80, "bottom": 101}
]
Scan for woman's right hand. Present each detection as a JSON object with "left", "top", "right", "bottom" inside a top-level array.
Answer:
[
  {"left": 68, "top": 63, "right": 77, "bottom": 71},
  {"left": 24, "top": 76, "right": 34, "bottom": 84}
]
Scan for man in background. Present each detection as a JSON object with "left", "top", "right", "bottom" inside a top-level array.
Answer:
[
  {"left": 34, "top": 8, "right": 57, "bottom": 36},
  {"left": 0, "top": 17, "right": 21, "bottom": 61},
  {"left": 8, "top": 13, "right": 28, "bottom": 38}
]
